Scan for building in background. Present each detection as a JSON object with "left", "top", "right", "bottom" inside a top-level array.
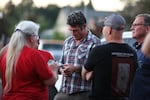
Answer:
[{"left": 54, "top": 6, "right": 115, "bottom": 38}]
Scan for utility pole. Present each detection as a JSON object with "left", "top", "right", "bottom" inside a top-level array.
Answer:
[
  {"left": 83, "top": 0, "right": 87, "bottom": 19},
  {"left": 0, "top": 12, "right": 3, "bottom": 19}
]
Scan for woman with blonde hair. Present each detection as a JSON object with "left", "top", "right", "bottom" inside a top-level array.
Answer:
[{"left": 0, "top": 20, "right": 58, "bottom": 100}]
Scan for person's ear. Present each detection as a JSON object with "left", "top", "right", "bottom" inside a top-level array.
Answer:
[
  {"left": 82, "top": 24, "right": 86, "bottom": 29},
  {"left": 108, "top": 27, "right": 112, "bottom": 35},
  {"left": 29, "top": 36, "right": 34, "bottom": 43},
  {"left": 146, "top": 26, "right": 150, "bottom": 33}
]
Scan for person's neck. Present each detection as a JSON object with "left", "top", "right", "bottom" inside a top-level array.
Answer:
[
  {"left": 75, "top": 38, "right": 84, "bottom": 46},
  {"left": 25, "top": 43, "right": 33, "bottom": 48},
  {"left": 136, "top": 38, "right": 144, "bottom": 45},
  {"left": 107, "top": 39, "right": 123, "bottom": 44}
]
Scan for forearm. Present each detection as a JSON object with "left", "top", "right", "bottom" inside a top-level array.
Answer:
[
  {"left": 45, "top": 62, "right": 58, "bottom": 86},
  {"left": 44, "top": 70, "right": 58, "bottom": 86},
  {"left": 85, "top": 71, "right": 93, "bottom": 81},
  {"left": 51, "top": 70, "right": 58, "bottom": 85},
  {"left": 82, "top": 67, "right": 93, "bottom": 81},
  {"left": 73, "top": 66, "right": 82, "bottom": 73}
]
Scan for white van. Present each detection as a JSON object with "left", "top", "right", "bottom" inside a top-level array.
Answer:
[{"left": 101, "top": 31, "right": 136, "bottom": 48}]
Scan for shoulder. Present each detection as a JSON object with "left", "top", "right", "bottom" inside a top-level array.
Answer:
[
  {"left": 23, "top": 46, "right": 42, "bottom": 58},
  {"left": 19, "top": 47, "right": 45, "bottom": 64},
  {"left": 92, "top": 44, "right": 108, "bottom": 52},
  {"left": 38, "top": 50, "right": 54, "bottom": 61},
  {"left": 124, "top": 44, "right": 137, "bottom": 54},
  {"left": 87, "top": 31, "right": 101, "bottom": 44},
  {"left": 64, "top": 36, "right": 73, "bottom": 43}
]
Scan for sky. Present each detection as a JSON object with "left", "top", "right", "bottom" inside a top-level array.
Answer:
[{"left": 0, "top": 0, "right": 125, "bottom": 11}]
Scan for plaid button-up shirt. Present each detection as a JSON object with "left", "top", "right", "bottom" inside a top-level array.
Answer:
[{"left": 59, "top": 31, "right": 101, "bottom": 94}]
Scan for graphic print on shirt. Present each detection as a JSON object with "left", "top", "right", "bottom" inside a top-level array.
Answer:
[{"left": 111, "top": 52, "right": 135, "bottom": 97}]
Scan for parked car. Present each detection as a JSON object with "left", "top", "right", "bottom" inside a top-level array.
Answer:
[
  {"left": 101, "top": 31, "right": 136, "bottom": 48},
  {"left": 38, "top": 39, "right": 64, "bottom": 62}
]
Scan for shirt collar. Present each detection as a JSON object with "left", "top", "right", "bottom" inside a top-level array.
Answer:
[{"left": 133, "top": 42, "right": 143, "bottom": 50}]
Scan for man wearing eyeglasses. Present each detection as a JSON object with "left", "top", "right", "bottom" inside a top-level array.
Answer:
[
  {"left": 131, "top": 14, "right": 150, "bottom": 51},
  {"left": 129, "top": 14, "right": 150, "bottom": 100},
  {"left": 130, "top": 13, "right": 150, "bottom": 67}
]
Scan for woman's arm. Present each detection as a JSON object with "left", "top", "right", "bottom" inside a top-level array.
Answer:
[{"left": 44, "top": 62, "right": 58, "bottom": 86}]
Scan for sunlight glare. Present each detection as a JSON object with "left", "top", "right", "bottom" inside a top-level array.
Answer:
[
  {"left": 92, "top": 0, "right": 125, "bottom": 11},
  {"left": 0, "top": 0, "right": 124, "bottom": 11}
]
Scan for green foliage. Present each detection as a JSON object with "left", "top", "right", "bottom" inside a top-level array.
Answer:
[
  {"left": 34, "top": 5, "right": 60, "bottom": 29},
  {"left": 52, "top": 31, "right": 66, "bottom": 40},
  {"left": 1, "top": 0, "right": 60, "bottom": 37},
  {"left": 1, "top": 0, "right": 150, "bottom": 38},
  {"left": 120, "top": 0, "right": 150, "bottom": 30},
  {"left": 0, "top": 18, "right": 7, "bottom": 36}
]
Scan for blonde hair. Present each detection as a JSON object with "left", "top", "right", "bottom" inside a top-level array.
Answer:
[
  {"left": 4, "top": 20, "right": 39, "bottom": 94},
  {"left": 141, "top": 32, "right": 150, "bottom": 57}
]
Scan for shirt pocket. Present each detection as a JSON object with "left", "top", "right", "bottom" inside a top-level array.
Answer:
[
  {"left": 78, "top": 46, "right": 88, "bottom": 59},
  {"left": 64, "top": 46, "right": 70, "bottom": 55}
]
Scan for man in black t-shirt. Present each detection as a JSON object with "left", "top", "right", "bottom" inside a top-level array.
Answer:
[{"left": 82, "top": 14, "right": 138, "bottom": 100}]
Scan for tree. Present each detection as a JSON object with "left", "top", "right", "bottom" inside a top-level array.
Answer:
[
  {"left": 34, "top": 4, "right": 60, "bottom": 31},
  {"left": 87, "top": 0, "right": 94, "bottom": 10},
  {"left": 1, "top": 0, "right": 60, "bottom": 37},
  {"left": 3, "top": 0, "right": 16, "bottom": 35},
  {"left": 120, "top": 0, "right": 150, "bottom": 30}
]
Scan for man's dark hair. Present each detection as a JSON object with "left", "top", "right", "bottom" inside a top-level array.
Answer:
[
  {"left": 67, "top": 11, "right": 86, "bottom": 27},
  {"left": 136, "top": 13, "right": 150, "bottom": 26}
]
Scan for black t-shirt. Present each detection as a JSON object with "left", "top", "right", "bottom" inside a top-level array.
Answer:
[{"left": 84, "top": 43, "right": 138, "bottom": 100}]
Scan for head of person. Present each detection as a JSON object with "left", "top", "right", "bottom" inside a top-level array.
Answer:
[
  {"left": 4, "top": 20, "right": 39, "bottom": 94},
  {"left": 102, "top": 14, "right": 126, "bottom": 42},
  {"left": 14, "top": 20, "right": 40, "bottom": 49},
  {"left": 131, "top": 13, "right": 150, "bottom": 43},
  {"left": 67, "top": 10, "right": 87, "bottom": 40},
  {"left": 90, "top": 21, "right": 104, "bottom": 38}
]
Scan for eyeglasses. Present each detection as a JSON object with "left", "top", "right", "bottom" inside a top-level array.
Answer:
[
  {"left": 32, "top": 34, "right": 40, "bottom": 39},
  {"left": 132, "top": 23, "right": 146, "bottom": 27}
]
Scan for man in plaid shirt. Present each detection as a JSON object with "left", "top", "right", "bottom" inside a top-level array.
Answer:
[{"left": 54, "top": 11, "right": 100, "bottom": 100}]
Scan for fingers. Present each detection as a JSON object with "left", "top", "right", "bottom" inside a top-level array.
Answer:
[
  {"left": 49, "top": 63, "right": 59, "bottom": 72},
  {"left": 60, "top": 66, "right": 73, "bottom": 77}
]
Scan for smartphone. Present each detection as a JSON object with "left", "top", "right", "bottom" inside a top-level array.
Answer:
[{"left": 59, "top": 64, "right": 64, "bottom": 69}]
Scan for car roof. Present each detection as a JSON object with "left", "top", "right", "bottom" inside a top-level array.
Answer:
[
  {"left": 39, "top": 39, "right": 64, "bottom": 45},
  {"left": 101, "top": 31, "right": 132, "bottom": 42},
  {"left": 122, "top": 31, "right": 132, "bottom": 38}
]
